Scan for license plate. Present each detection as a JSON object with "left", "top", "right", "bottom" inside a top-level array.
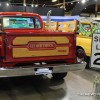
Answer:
[{"left": 35, "top": 68, "right": 52, "bottom": 75}]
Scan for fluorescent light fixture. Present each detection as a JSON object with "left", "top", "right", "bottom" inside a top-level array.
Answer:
[
  {"left": 52, "top": 0, "right": 57, "bottom": 2},
  {"left": 0, "top": 3, "right": 1, "bottom": 6},
  {"left": 82, "top": 0, "right": 86, "bottom": 4},
  {"left": 6, "top": 3, "right": 9, "bottom": 6}
]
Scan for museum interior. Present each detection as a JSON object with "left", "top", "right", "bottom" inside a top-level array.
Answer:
[{"left": 0, "top": 0, "right": 100, "bottom": 100}]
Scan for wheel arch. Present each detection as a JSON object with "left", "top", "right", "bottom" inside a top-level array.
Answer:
[
  {"left": 76, "top": 46, "right": 84, "bottom": 51},
  {"left": 76, "top": 46, "right": 87, "bottom": 57}
]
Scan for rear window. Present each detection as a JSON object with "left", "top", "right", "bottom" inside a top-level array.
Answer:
[{"left": 3, "top": 17, "right": 41, "bottom": 29}]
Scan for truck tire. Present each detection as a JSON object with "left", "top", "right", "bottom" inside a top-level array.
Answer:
[
  {"left": 76, "top": 48, "right": 90, "bottom": 69},
  {"left": 52, "top": 72, "right": 67, "bottom": 80},
  {"left": 76, "top": 48, "right": 87, "bottom": 63},
  {"left": 86, "top": 56, "right": 90, "bottom": 69}
]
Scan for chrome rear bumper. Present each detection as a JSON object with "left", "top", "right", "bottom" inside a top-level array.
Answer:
[{"left": 0, "top": 62, "right": 86, "bottom": 77}]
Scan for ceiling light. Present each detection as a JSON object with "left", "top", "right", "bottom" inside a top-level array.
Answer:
[
  {"left": 64, "top": 8, "right": 66, "bottom": 10},
  {"left": 35, "top": 5, "right": 38, "bottom": 7},
  {"left": 78, "top": 2, "right": 80, "bottom": 3},
  {"left": 60, "top": 6, "right": 63, "bottom": 8},
  {"left": 0, "top": 3, "right": 1, "bottom": 6},
  {"left": 6, "top": 3, "right": 9, "bottom": 6},
  {"left": 85, "top": 8, "right": 86, "bottom": 9},
  {"left": 82, "top": 0, "right": 86, "bottom": 4},
  {"left": 52, "top": 0, "right": 57, "bottom": 2},
  {"left": 31, "top": 4, "right": 34, "bottom": 7},
  {"left": 23, "top": 3, "right": 26, "bottom": 6},
  {"left": 71, "top": 2, "right": 73, "bottom": 4}
]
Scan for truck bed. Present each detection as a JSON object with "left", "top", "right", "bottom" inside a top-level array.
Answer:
[{"left": 2, "top": 30, "right": 76, "bottom": 67}]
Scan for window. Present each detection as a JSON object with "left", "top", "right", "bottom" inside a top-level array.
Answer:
[
  {"left": 3, "top": 17, "right": 41, "bottom": 29},
  {"left": 68, "top": 24, "right": 74, "bottom": 29},
  {"left": 35, "top": 18, "right": 41, "bottom": 28},
  {"left": 83, "top": 24, "right": 91, "bottom": 32}
]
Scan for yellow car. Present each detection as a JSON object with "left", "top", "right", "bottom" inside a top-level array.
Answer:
[
  {"left": 76, "top": 35, "right": 91, "bottom": 68},
  {"left": 76, "top": 36, "right": 91, "bottom": 56}
]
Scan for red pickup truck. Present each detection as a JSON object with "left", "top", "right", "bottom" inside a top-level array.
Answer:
[{"left": 0, "top": 12, "right": 86, "bottom": 79}]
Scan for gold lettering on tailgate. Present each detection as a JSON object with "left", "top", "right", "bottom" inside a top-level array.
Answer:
[
  {"left": 27, "top": 42, "right": 56, "bottom": 50},
  {"left": 13, "top": 36, "right": 69, "bottom": 45},
  {"left": 13, "top": 47, "right": 69, "bottom": 58}
]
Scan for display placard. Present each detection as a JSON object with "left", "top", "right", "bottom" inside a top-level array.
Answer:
[{"left": 91, "top": 33, "right": 100, "bottom": 68}]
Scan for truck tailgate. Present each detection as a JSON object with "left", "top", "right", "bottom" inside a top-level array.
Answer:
[{"left": 5, "top": 31, "right": 76, "bottom": 64}]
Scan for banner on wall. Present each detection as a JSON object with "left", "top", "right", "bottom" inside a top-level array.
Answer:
[{"left": 41, "top": 16, "right": 80, "bottom": 22}]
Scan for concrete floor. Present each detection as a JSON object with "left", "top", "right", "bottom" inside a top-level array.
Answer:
[{"left": 0, "top": 69, "right": 99, "bottom": 100}]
